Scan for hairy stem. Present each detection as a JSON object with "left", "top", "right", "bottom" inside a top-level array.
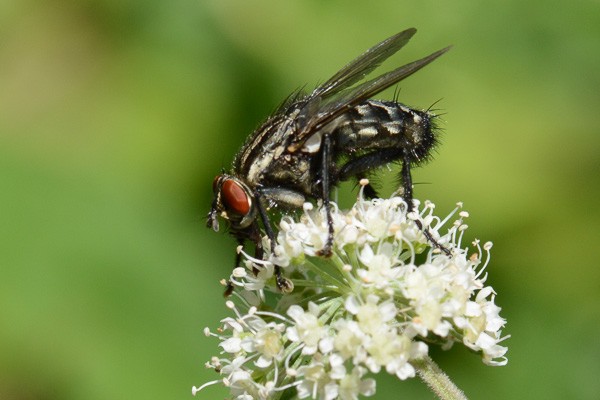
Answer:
[{"left": 413, "top": 356, "right": 468, "bottom": 400}]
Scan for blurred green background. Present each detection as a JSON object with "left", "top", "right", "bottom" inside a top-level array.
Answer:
[{"left": 1, "top": 0, "right": 599, "bottom": 399}]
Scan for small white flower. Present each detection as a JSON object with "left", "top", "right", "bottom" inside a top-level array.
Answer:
[
  {"left": 356, "top": 242, "right": 403, "bottom": 288},
  {"left": 220, "top": 337, "right": 243, "bottom": 353},
  {"left": 253, "top": 322, "right": 285, "bottom": 368},
  {"left": 348, "top": 295, "right": 397, "bottom": 336},
  {"left": 287, "top": 303, "right": 328, "bottom": 355},
  {"left": 296, "top": 361, "right": 334, "bottom": 399},
  {"left": 332, "top": 320, "right": 366, "bottom": 361},
  {"left": 363, "top": 329, "right": 420, "bottom": 380},
  {"left": 338, "top": 367, "right": 376, "bottom": 400}
]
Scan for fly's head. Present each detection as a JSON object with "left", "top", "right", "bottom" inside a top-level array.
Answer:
[{"left": 207, "top": 174, "right": 257, "bottom": 233}]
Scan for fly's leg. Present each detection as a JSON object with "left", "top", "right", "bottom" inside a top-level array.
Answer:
[
  {"left": 338, "top": 147, "right": 404, "bottom": 200},
  {"left": 223, "top": 280, "right": 235, "bottom": 297},
  {"left": 338, "top": 148, "right": 403, "bottom": 181},
  {"left": 224, "top": 226, "right": 263, "bottom": 297},
  {"left": 401, "top": 152, "right": 451, "bottom": 256},
  {"left": 317, "top": 134, "right": 334, "bottom": 257},
  {"left": 222, "top": 237, "right": 245, "bottom": 297},
  {"left": 338, "top": 148, "right": 451, "bottom": 256},
  {"left": 255, "top": 189, "right": 295, "bottom": 293}
]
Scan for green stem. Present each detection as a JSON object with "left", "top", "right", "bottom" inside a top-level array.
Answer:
[
  {"left": 301, "top": 258, "right": 346, "bottom": 289},
  {"left": 413, "top": 356, "right": 468, "bottom": 400}
]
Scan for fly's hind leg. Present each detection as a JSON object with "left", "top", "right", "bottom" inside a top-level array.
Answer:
[
  {"left": 400, "top": 153, "right": 451, "bottom": 256},
  {"left": 337, "top": 148, "right": 452, "bottom": 256}
]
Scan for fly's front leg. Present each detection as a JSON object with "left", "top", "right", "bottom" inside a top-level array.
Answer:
[
  {"left": 224, "top": 225, "right": 262, "bottom": 297},
  {"left": 255, "top": 187, "right": 304, "bottom": 293},
  {"left": 255, "top": 192, "right": 277, "bottom": 253},
  {"left": 317, "top": 134, "right": 334, "bottom": 257},
  {"left": 223, "top": 237, "right": 246, "bottom": 297},
  {"left": 401, "top": 152, "right": 451, "bottom": 256}
]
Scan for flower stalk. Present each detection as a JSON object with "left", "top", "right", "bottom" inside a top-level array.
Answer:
[{"left": 413, "top": 356, "right": 467, "bottom": 400}]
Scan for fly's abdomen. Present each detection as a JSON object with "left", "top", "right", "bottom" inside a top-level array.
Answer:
[{"left": 333, "top": 100, "right": 437, "bottom": 162}]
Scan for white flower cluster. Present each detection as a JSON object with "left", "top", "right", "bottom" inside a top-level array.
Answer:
[{"left": 195, "top": 187, "right": 508, "bottom": 399}]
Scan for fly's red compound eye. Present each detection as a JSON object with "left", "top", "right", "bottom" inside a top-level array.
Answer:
[{"left": 221, "top": 179, "right": 250, "bottom": 216}]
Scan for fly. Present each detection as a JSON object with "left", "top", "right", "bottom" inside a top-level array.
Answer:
[{"left": 207, "top": 28, "right": 451, "bottom": 292}]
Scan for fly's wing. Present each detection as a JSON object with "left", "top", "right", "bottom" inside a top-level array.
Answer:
[
  {"left": 311, "top": 47, "right": 451, "bottom": 130},
  {"left": 314, "top": 28, "right": 417, "bottom": 98},
  {"left": 288, "top": 29, "right": 451, "bottom": 151}
]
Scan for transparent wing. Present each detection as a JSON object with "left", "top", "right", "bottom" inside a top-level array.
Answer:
[
  {"left": 288, "top": 30, "right": 451, "bottom": 151},
  {"left": 314, "top": 28, "right": 417, "bottom": 98}
]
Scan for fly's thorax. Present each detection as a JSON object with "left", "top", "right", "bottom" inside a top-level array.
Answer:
[
  {"left": 258, "top": 151, "right": 315, "bottom": 196},
  {"left": 234, "top": 108, "right": 303, "bottom": 186}
]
